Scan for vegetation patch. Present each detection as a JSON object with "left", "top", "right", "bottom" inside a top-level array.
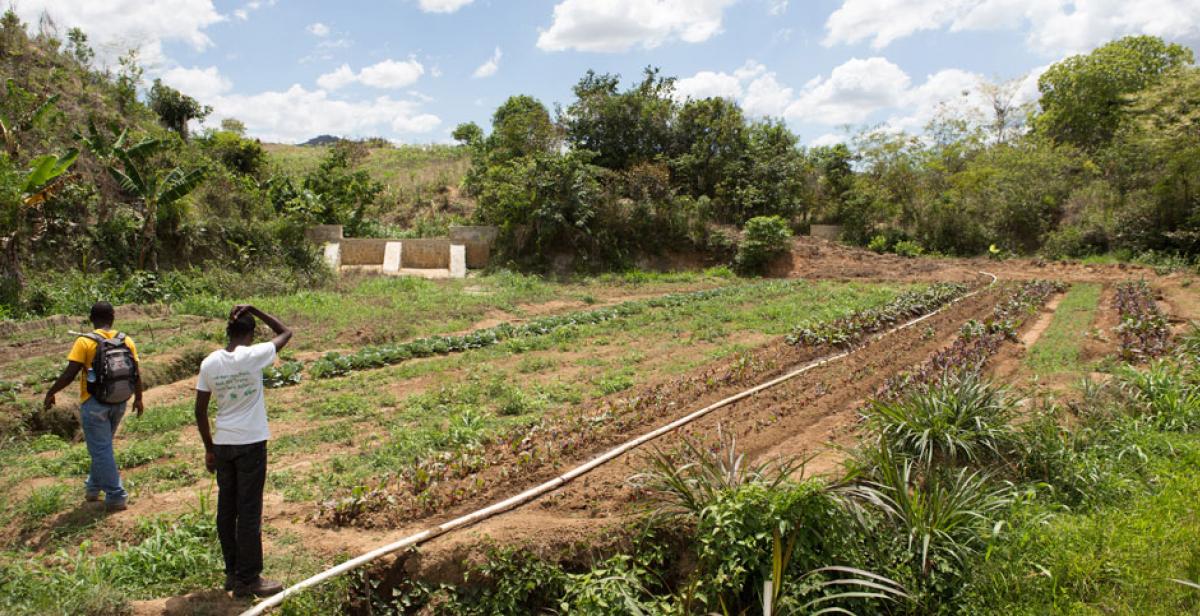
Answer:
[{"left": 1024, "top": 283, "right": 1102, "bottom": 375}]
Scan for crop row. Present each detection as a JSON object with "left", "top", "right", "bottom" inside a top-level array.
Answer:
[
  {"left": 878, "top": 280, "right": 1065, "bottom": 397},
  {"left": 303, "top": 281, "right": 807, "bottom": 381},
  {"left": 785, "top": 282, "right": 969, "bottom": 348},
  {"left": 311, "top": 284, "right": 967, "bottom": 527},
  {"left": 1115, "top": 281, "right": 1171, "bottom": 361}
]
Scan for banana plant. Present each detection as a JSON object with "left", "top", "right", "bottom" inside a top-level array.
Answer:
[
  {"left": 0, "top": 79, "right": 60, "bottom": 159},
  {"left": 2, "top": 148, "right": 79, "bottom": 296},
  {"left": 106, "top": 139, "right": 204, "bottom": 270}
]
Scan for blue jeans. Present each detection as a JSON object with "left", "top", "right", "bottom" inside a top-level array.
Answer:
[{"left": 79, "top": 397, "right": 127, "bottom": 504}]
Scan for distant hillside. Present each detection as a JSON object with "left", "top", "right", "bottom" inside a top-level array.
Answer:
[{"left": 301, "top": 134, "right": 340, "bottom": 146}]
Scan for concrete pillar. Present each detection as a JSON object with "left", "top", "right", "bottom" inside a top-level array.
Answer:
[
  {"left": 383, "top": 241, "right": 403, "bottom": 272},
  {"left": 449, "top": 244, "right": 467, "bottom": 279},
  {"left": 323, "top": 242, "right": 341, "bottom": 271}
]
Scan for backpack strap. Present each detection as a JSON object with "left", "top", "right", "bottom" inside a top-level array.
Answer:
[{"left": 82, "top": 332, "right": 105, "bottom": 344}]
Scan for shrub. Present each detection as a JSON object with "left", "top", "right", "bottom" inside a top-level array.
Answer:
[
  {"left": 868, "top": 234, "right": 890, "bottom": 254},
  {"left": 734, "top": 215, "right": 792, "bottom": 274},
  {"left": 892, "top": 239, "right": 924, "bottom": 258}
]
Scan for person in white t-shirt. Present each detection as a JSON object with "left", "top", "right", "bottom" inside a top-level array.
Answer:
[{"left": 194, "top": 304, "right": 292, "bottom": 599}]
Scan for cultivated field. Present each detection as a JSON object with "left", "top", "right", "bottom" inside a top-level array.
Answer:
[{"left": 2, "top": 240, "right": 1198, "bottom": 615}]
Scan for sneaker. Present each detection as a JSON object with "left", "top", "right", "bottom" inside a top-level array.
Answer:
[
  {"left": 233, "top": 577, "right": 284, "bottom": 599},
  {"left": 104, "top": 501, "right": 128, "bottom": 512},
  {"left": 85, "top": 492, "right": 101, "bottom": 502}
]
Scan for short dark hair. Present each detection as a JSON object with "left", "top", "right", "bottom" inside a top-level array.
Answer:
[
  {"left": 89, "top": 301, "right": 115, "bottom": 325},
  {"left": 227, "top": 313, "right": 256, "bottom": 339}
]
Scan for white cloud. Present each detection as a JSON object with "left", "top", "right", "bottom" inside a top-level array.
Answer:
[
  {"left": 14, "top": 0, "right": 223, "bottom": 67},
  {"left": 786, "top": 57, "right": 911, "bottom": 125},
  {"left": 307, "top": 22, "right": 331, "bottom": 37},
  {"left": 537, "top": 0, "right": 738, "bottom": 52},
  {"left": 674, "top": 70, "right": 744, "bottom": 100},
  {"left": 418, "top": 0, "right": 476, "bottom": 13},
  {"left": 204, "top": 85, "right": 440, "bottom": 142},
  {"left": 316, "top": 64, "right": 358, "bottom": 90},
  {"left": 473, "top": 47, "right": 503, "bottom": 78},
  {"left": 823, "top": 0, "right": 1200, "bottom": 55},
  {"left": 160, "top": 66, "right": 232, "bottom": 101},
  {"left": 810, "top": 133, "right": 846, "bottom": 147},
  {"left": 234, "top": 9, "right": 249, "bottom": 20},
  {"left": 316, "top": 59, "right": 426, "bottom": 90},
  {"left": 359, "top": 59, "right": 426, "bottom": 88},
  {"left": 767, "top": 0, "right": 788, "bottom": 16},
  {"left": 677, "top": 57, "right": 1045, "bottom": 139}
]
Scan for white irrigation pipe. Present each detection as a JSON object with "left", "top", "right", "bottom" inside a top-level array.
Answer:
[{"left": 242, "top": 271, "right": 998, "bottom": 616}]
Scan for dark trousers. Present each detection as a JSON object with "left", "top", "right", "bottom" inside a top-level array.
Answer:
[{"left": 214, "top": 441, "right": 267, "bottom": 585}]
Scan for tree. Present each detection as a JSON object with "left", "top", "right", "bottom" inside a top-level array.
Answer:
[
  {"left": 114, "top": 49, "right": 143, "bottom": 115},
  {"left": 488, "top": 95, "right": 559, "bottom": 162},
  {"left": 66, "top": 27, "right": 94, "bottom": 67},
  {"left": 562, "top": 67, "right": 677, "bottom": 170},
  {"left": 1, "top": 149, "right": 79, "bottom": 299},
  {"left": 671, "top": 97, "right": 748, "bottom": 220},
  {"left": 1035, "top": 35, "right": 1194, "bottom": 151},
  {"left": 106, "top": 138, "right": 205, "bottom": 269},
  {"left": 220, "top": 118, "right": 247, "bottom": 136},
  {"left": 730, "top": 120, "right": 809, "bottom": 222},
  {"left": 452, "top": 122, "right": 484, "bottom": 147},
  {"left": 147, "top": 79, "right": 211, "bottom": 141}
]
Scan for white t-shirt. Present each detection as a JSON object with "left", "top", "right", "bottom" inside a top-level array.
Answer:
[{"left": 196, "top": 342, "right": 276, "bottom": 445}]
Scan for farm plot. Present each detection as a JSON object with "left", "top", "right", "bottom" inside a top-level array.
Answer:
[{"left": 0, "top": 275, "right": 936, "bottom": 615}]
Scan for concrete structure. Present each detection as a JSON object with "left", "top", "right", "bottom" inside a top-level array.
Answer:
[
  {"left": 322, "top": 242, "right": 341, "bottom": 270},
  {"left": 449, "top": 244, "right": 467, "bottom": 278},
  {"left": 809, "top": 224, "right": 844, "bottom": 241},
  {"left": 306, "top": 225, "right": 344, "bottom": 243},
  {"left": 311, "top": 225, "right": 498, "bottom": 279},
  {"left": 383, "top": 242, "right": 402, "bottom": 273},
  {"left": 449, "top": 226, "right": 499, "bottom": 269}
]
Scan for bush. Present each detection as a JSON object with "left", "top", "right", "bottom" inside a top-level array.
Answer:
[
  {"left": 892, "top": 239, "right": 924, "bottom": 258},
  {"left": 868, "top": 234, "right": 889, "bottom": 254},
  {"left": 734, "top": 215, "right": 792, "bottom": 274}
]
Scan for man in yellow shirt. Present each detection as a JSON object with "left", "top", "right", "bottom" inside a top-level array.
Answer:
[{"left": 43, "top": 302, "right": 144, "bottom": 512}]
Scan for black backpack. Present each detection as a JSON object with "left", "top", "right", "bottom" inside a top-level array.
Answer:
[{"left": 84, "top": 333, "right": 139, "bottom": 404}]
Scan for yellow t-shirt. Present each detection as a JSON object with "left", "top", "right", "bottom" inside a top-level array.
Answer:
[{"left": 66, "top": 329, "right": 140, "bottom": 402}]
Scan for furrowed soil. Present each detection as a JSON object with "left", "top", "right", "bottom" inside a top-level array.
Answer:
[{"left": 3, "top": 238, "right": 1194, "bottom": 616}]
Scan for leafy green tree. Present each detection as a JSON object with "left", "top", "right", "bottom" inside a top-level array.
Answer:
[
  {"left": 203, "top": 130, "right": 266, "bottom": 176},
  {"left": 451, "top": 122, "right": 484, "bottom": 147},
  {"left": 147, "top": 79, "right": 211, "bottom": 141},
  {"left": 66, "top": 27, "right": 94, "bottom": 67},
  {"left": 106, "top": 138, "right": 205, "bottom": 269},
  {"left": 562, "top": 68, "right": 677, "bottom": 170},
  {"left": 114, "top": 49, "right": 143, "bottom": 115},
  {"left": 488, "top": 95, "right": 559, "bottom": 163},
  {"left": 1035, "top": 35, "right": 1194, "bottom": 151},
  {"left": 219, "top": 118, "right": 246, "bottom": 136},
  {"left": 730, "top": 120, "right": 809, "bottom": 222},
  {"left": 671, "top": 96, "right": 748, "bottom": 220}
]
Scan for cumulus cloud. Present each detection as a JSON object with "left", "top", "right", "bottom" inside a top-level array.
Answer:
[
  {"left": 160, "top": 66, "right": 232, "bottom": 101},
  {"left": 307, "top": 22, "right": 330, "bottom": 37},
  {"left": 418, "top": 0, "right": 476, "bottom": 13},
  {"left": 677, "top": 57, "right": 1044, "bottom": 138},
  {"left": 316, "top": 59, "right": 426, "bottom": 90},
  {"left": 473, "top": 47, "right": 503, "bottom": 78},
  {"left": 537, "top": 0, "right": 738, "bottom": 52},
  {"left": 14, "top": 0, "right": 223, "bottom": 67},
  {"left": 823, "top": 0, "right": 1200, "bottom": 54},
  {"left": 207, "top": 85, "right": 440, "bottom": 142}
]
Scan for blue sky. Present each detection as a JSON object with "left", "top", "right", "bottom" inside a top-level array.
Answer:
[{"left": 21, "top": 0, "right": 1200, "bottom": 145}]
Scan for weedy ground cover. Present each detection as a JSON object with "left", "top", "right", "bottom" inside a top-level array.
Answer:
[{"left": 1024, "top": 283, "right": 1101, "bottom": 375}]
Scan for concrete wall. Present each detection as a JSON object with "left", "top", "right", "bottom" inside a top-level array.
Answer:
[
  {"left": 809, "top": 225, "right": 844, "bottom": 241},
  {"left": 400, "top": 238, "right": 452, "bottom": 268},
  {"left": 340, "top": 239, "right": 390, "bottom": 265},
  {"left": 305, "top": 225, "right": 344, "bottom": 243},
  {"left": 449, "top": 226, "right": 498, "bottom": 269}
]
